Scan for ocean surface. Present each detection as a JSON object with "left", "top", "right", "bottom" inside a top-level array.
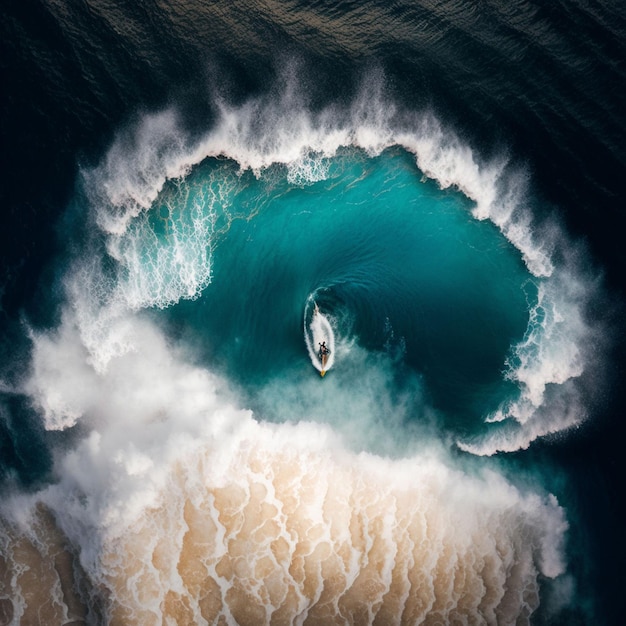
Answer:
[{"left": 1, "top": 1, "right": 625, "bottom": 624}]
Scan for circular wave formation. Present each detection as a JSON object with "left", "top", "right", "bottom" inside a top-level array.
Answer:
[{"left": 1, "top": 88, "right": 605, "bottom": 624}]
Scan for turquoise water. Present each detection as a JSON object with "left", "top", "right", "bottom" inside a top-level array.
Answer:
[{"left": 139, "top": 147, "right": 537, "bottom": 434}]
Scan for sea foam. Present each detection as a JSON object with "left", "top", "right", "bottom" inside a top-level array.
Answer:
[{"left": 8, "top": 313, "right": 568, "bottom": 624}]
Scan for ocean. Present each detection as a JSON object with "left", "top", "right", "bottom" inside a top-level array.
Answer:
[{"left": 1, "top": 1, "right": 625, "bottom": 624}]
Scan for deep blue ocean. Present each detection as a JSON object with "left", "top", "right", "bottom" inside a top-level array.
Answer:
[{"left": 1, "top": 1, "right": 625, "bottom": 624}]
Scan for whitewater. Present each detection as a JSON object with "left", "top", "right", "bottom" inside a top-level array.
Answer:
[{"left": 0, "top": 83, "right": 604, "bottom": 624}]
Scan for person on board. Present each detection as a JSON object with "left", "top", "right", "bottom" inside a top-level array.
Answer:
[{"left": 318, "top": 341, "right": 330, "bottom": 364}]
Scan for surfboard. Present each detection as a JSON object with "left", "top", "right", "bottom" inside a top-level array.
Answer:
[{"left": 320, "top": 351, "right": 328, "bottom": 377}]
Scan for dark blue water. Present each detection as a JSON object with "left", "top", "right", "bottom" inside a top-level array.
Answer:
[{"left": 1, "top": 1, "right": 624, "bottom": 624}]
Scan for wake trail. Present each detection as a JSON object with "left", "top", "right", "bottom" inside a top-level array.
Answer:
[{"left": 305, "top": 300, "right": 335, "bottom": 375}]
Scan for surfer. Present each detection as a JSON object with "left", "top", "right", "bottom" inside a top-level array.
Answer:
[
  {"left": 310, "top": 302, "right": 332, "bottom": 377},
  {"left": 318, "top": 341, "right": 330, "bottom": 368}
]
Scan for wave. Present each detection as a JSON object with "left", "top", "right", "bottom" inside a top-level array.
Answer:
[
  {"left": 0, "top": 75, "right": 606, "bottom": 622},
  {"left": 72, "top": 77, "right": 602, "bottom": 452}
]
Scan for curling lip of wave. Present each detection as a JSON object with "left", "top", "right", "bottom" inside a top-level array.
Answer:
[{"left": 88, "top": 93, "right": 554, "bottom": 280}]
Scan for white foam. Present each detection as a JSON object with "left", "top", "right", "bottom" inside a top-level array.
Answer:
[
  {"left": 11, "top": 310, "right": 570, "bottom": 621},
  {"left": 83, "top": 110, "right": 203, "bottom": 236},
  {"left": 460, "top": 243, "right": 603, "bottom": 454}
]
